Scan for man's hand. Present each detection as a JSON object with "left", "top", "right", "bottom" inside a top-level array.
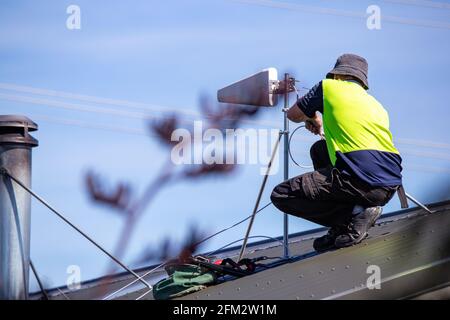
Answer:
[
  {"left": 287, "top": 103, "right": 323, "bottom": 136},
  {"left": 305, "top": 116, "right": 323, "bottom": 136}
]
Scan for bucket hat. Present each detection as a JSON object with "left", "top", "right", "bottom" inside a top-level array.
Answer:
[{"left": 326, "top": 54, "right": 369, "bottom": 90}]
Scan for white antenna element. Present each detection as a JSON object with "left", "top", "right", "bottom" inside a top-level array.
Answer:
[{"left": 217, "top": 68, "right": 279, "bottom": 107}]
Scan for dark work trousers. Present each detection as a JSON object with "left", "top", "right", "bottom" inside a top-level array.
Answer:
[{"left": 271, "top": 140, "right": 398, "bottom": 228}]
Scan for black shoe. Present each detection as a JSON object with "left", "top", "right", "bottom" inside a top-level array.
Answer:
[
  {"left": 313, "top": 226, "right": 345, "bottom": 252},
  {"left": 334, "top": 206, "right": 383, "bottom": 248}
]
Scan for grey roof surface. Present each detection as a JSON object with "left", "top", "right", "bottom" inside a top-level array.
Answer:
[{"left": 35, "top": 200, "right": 450, "bottom": 300}]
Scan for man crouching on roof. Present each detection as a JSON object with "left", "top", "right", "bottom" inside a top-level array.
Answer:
[{"left": 271, "top": 54, "right": 403, "bottom": 252}]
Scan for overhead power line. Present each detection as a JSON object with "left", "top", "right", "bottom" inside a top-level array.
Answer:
[
  {"left": 32, "top": 115, "right": 146, "bottom": 136},
  {"left": 28, "top": 114, "right": 450, "bottom": 171},
  {"left": 30, "top": 115, "right": 450, "bottom": 175},
  {"left": 405, "top": 163, "right": 450, "bottom": 175},
  {"left": 0, "top": 82, "right": 201, "bottom": 119},
  {"left": 399, "top": 148, "right": 450, "bottom": 161},
  {"left": 2, "top": 84, "right": 450, "bottom": 158},
  {"left": 228, "top": 0, "right": 450, "bottom": 30},
  {"left": 0, "top": 92, "right": 194, "bottom": 125},
  {"left": 1, "top": 82, "right": 450, "bottom": 150},
  {"left": 0, "top": 91, "right": 286, "bottom": 138},
  {"left": 395, "top": 138, "right": 450, "bottom": 151},
  {"left": 4, "top": 112, "right": 447, "bottom": 176},
  {"left": 381, "top": 0, "right": 450, "bottom": 10},
  {"left": 0, "top": 82, "right": 283, "bottom": 129}
]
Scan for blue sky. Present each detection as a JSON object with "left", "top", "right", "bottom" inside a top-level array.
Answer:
[{"left": 0, "top": 0, "right": 449, "bottom": 291}]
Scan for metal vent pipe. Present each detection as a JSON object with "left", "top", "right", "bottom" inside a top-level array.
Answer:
[{"left": 0, "top": 115, "right": 38, "bottom": 300}]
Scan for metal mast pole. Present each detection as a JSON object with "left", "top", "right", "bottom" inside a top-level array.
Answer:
[
  {"left": 0, "top": 115, "right": 38, "bottom": 300},
  {"left": 283, "top": 73, "right": 290, "bottom": 258}
]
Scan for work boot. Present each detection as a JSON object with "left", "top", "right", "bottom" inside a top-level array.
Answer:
[
  {"left": 313, "top": 225, "right": 345, "bottom": 252},
  {"left": 334, "top": 206, "right": 383, "bottom": 248}
]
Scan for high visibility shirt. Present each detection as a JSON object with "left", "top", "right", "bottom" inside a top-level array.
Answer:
[{"left": 296, "top": 79, "right": 402, "bottom": 187}]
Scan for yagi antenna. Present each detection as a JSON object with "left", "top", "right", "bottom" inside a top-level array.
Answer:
[{"left": 217, "top": 68, "right": 280, "bottom": 107}]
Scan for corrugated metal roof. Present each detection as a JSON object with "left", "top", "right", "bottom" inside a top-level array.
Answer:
[{"left": 35, "top": 200, "right": 450, "bottom": 300}]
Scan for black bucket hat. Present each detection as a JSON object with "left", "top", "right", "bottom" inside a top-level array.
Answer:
[{"left": 326, "top": 54, "right": 369, "bottom": 90}]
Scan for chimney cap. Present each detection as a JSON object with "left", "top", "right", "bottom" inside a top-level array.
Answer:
[
  {"left": 0, "top": 115, "right": 38, "bottom": 147},
  {"left": 0, "top": 115, "right": 38, "bottom": 131}
]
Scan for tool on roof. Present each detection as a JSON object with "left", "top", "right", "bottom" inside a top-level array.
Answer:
[{"left": 152, "top": 254, "right": 282, "bottom": 300}]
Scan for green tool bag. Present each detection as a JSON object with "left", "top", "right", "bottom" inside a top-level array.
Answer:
[{"left": 152, "top": 263, "right": 217, "bottom": 300}]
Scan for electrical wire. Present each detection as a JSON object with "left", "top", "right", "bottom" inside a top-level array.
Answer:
[
  {"left": 207, "top": 235, "right": 285, "bottom": 257},
  {"left": 381, "top": 0, "right": 450, "bottom": 10},
  {"left": 0, "top": 82, "right": 202, "bottom": 118},
  {"left": 0, "top": 91, "right": 283, "bottom": 129},
  {"left": 288, "top": 124, "right": 314, "bottom": 169},
  {"left": 30, "top": 260, "right": 49, "bottom": 300},
  {"left": 135, "top": 288, "right": 152, "bottom": 300},
  {"left": 0, "top": 83, "right": 286, "bottom": 128},
  {"left": 0, "top": 92, "right": 185, "bottom": 123},
  {"left": 32, "top": 114, "right": 147, "bottom": 136},
  {"left": 228, "top": 0, "right": 450, "bottom": 30},
  {"left": 102, "top": 261, "right": 166, "bottom": 300},
  {"left": 56, "top": 288, "right": 71, "bottom": 300},
  {"left": 289, "top": 84, "right": 318, "bottom": 170},
  {"left": 25, "top": 112, "right": 450, "bottom": 163},
  {"left": 1, "top": 83, "right": 450, "bottom": 151},
  {"left": 195, "top": 202, "right": 273, "bottom": 248},
  {"left": 400, "top": 148, "right": 450, "bottom": 161}
]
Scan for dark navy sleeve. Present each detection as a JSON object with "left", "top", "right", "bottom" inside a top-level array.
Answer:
[{"left": 296, "top": 81, "right": 323, "bottom": 118}]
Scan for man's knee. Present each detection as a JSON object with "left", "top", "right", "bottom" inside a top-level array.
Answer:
[
  {"left": 309, "top": 140, "right": 324, "bottom": 159},
  {"left": 271, "top": 179, "right": 297, "bottom": 210},
  {"left": 310, "top": 140, "right": 322, "bottom": 156},
  {"left": 270, "top": 179, "right": 319, "bottom": 221},
  {"left": 270, "top": 178, "right": 307, "bottom": 213},
  {"left": 270, "top": 183, "right": 286, "bottom": 207},
  {"left": 310, "top": 140, "right": 330, "bottom": 170}
]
